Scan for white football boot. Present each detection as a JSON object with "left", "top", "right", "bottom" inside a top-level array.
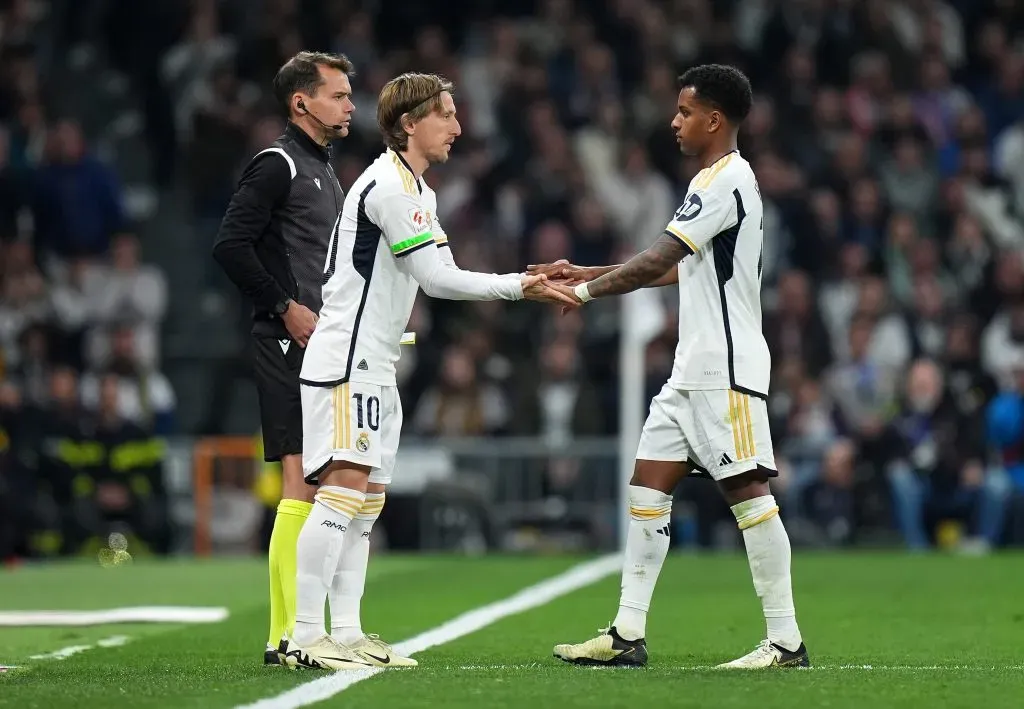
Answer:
[
  {"left": 279, "top": 635, "right": 373, "bottom": 670},
  {"left": 343, "top": 634, "right": 418, "bottom": 667},
  {"left": 717, "top": 639, "right": 810, "bottom": 669},
  {"left": 553, "top": 625, "right": 648, "bottom": 667}
]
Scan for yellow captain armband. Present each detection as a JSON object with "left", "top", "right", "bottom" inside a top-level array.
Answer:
[{"left": 400, "top": 332, "right": 416, "bottom": 345}]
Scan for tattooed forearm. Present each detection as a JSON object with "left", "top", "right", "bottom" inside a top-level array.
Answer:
[
  {"left": 647, "top": 265, "right": 680, "bottom": 288},
  {"left": 587, "top": 234, "right": 688, "bottom": 299}
]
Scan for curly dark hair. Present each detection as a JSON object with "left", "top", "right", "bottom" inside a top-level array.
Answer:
[{"left": 678, "top": 64, "right": 753, "bottom": 123}]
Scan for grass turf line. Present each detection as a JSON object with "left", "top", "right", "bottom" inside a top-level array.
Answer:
[
  {"left": 238, "top": 555, "right": 619, "bottom": 709},
  {"left": 0, "top": 556, "right": 592, "bottom": 708},
  {"left": 339, "top": 553, "right": 1024, "bottom": 709},
  {"left": 2, "top": 554, "right": 1023, "bottom": 709}
]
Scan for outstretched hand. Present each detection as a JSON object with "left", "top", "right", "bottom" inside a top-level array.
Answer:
[
  {"left": 526, "top": 259, "right": 591, "bottom": 286},
  {"left": 520, "top": 273, "right": 581, "bottom": 308}
]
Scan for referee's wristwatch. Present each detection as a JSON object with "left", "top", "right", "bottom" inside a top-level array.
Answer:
[{"left": 273, "top": 298, "right": 292, "bottom": 317}]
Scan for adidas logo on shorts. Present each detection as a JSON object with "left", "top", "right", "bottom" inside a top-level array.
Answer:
[
  {"left": 357, "top": 359, "right": 369, "bottom": 371},
  {"left": 720, "top": 452, "right": 733, "bottom": 466}
]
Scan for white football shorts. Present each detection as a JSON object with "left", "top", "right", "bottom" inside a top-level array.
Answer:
[
  {"left": 301, "top": 381, "right": 402, "bottom": 485},
  {"left": 636, "top": 384, "right": 777, "bottom": 481}
]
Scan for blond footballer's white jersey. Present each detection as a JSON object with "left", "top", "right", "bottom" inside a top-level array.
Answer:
[
  {"left": 664, "top": 151, "right": 770, "bottom": 398},
  {"left": 300, "top": 149, "right": 520, "bottom": 387}
]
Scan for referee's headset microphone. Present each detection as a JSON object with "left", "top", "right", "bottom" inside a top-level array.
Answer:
[{"left": 297, "top": 99, "right": 345, "bottom": 131}]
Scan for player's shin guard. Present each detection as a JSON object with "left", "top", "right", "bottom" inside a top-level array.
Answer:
[
  {"left": 330, "top": 491, "right": 384, "bottom": 645},
  {"left": 732, "top": 494, "right": 802, "bottom": 651},
  {"left": 268, "top": 499, "right": 313, "bottom": 648},
  {"left": 293, "top": 486, "right": 365, "bottom": 646},
  {"left": 612, "top": 485, "right": 673, "bottom": 641}
]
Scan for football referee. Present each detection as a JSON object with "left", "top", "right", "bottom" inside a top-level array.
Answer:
[{"left": 212, "top": 50, "right": 354, "bottom": 666}]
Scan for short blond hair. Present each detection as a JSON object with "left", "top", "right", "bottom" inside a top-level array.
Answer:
[{"left": 377, "top": 73, "right": 454, "bottom": 151}]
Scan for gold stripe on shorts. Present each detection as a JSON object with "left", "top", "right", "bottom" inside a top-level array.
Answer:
[
  {"left": 728, "top": 390, "right": 744, "bottom": 460},
  {"left": 741, "top": 393, "right": 756, "bottom": 457},
  {"left": 342, "top": 383, "right": 351, "bottom": 450},
  {"left": 332, "top": 384, "right": 351, "bottom": 451},
  {"left": 332, "top": 386, "right": 341, "bottom": 450}
]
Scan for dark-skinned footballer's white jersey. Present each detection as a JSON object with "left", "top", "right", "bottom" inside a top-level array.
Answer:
[
  {"left": 299, "top": 149, "right": 523, "bottom": 389},
  {"left": 664, "top": 151, "right": 769, "bottom": 398},
  {"left": 635, "top": 150, "right": 776, "bottom": 482}
]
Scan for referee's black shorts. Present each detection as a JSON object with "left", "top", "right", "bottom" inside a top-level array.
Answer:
[{"left": 252, "top": 334, "right": 304, "bottom": 462}]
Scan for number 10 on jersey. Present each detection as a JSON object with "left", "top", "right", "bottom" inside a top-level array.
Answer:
[{"left": 353, "top": 392, "right": 380, "bottom": 431}]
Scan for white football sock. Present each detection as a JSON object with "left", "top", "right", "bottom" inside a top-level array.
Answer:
[
  {"left": 612, "top": 485, "right": 673, "bottom": 641},
  {"left": 293, "top": 486, "right": 365, "bottom": 646},
  {"left": 330, "top": 491, "right": 384, "bottom": 645},
  {"left": 732, "top": 494, "right": 802, "bottom": 651}
]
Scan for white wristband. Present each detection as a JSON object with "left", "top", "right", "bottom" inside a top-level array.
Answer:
[{"left": 574, "top": 282, "right": 593, "bottom": 303}]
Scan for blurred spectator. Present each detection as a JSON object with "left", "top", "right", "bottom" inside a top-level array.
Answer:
[
  {"left": 993, "top": 115, "right": 1024, "bottom": 215},
  {"left": 412, "top": 344, "right": 510, "bottom": 437},
  {"left": 879, "top": 136, "right": 938, "bottom": 219},
  {"left": 852, "top": 276, "right": 912, "bottom": 373},
  {"left": 0, "top": 240, "right": 49, "bottom": 371},
  {"left": 2, "top": 0, "right": 1024, "bottom": 552},
  {"left": 904, "top": 275, "right": 948, "bottom": 359},
  {"left": 944, "top": 314, "right": 997, "bottom": 419},
  {"left": 33, "top": 367, "right": 88, "bottom": 554},
  {"left": 0, "top": 125, "right": 29, "bottom": 241},
  {"left": 981, "top": 296, "right": 1024, "bottom": 389},
  {"left": 778, "top": 377, "right": 842, "bottom": 518},
  {"left": 826, "top": 313, "right": 898, "bottom": 450},
  {"left": 946, "top": 212, "right": 991, "bottom": 298},
  {"left": 0, "top": 379, "right": 20, "bottom": 559},
  {"left": 911, "top": 53, "right": 971, "bottom": 148},
  {"left": 510, "top": 335, "right": 605, "bottom": 443},
  {"left": 10, "top": 323, "right": 52, "bottom": 407},
  {"left": 883, "top": 359, "right": 1005, "bottom": 550},
  {"left": 802, "top": 438, "right": 858, "bottom": 547},
  {"left": 843, "top": 177, "right": 888, "bottom": 254},
  {"left": 764, "top": 270, "right": 833, "bottom": 380},
  {"left": 184, "top": 62, "right": 260, "bottom": 217},
  {"left": 72, "top": 374, "right": 171, "bottom": 555},
  {"left": 882, "top": 213, "right": 919, "bottom": 305},
  {"left": 84, "top": 232, "right": 168, "bottom": 370},
  {"left": 577, "top": 137, "right": 675, "bottom": 254},
  {"left": 161, "top": 0, "right": 237, "bottom": 143},
  {"left": 80, "top": 326, "right": 176, "bottom": 435},
  {"left": 960, "top": 144, "right": 1024, "bottom": 250},
  {"left": 49, "top": 256, "right": 100, "bottom": 371},
  {"left": 31, "top": 120, "right": 124, "bottom": 260},
  {"left": 976, "top": 51, "right": 1024, "bottom": 139},
  {"left": 819, "top": 242, "right": 869, "bottom": 346},
  {"left": 985, "top": 369, "right": 1024, "bottom": 546}
]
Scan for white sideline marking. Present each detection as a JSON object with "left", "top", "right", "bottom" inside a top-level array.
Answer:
[
  {"left": 28, "top": 635, "right": 131, "bottom": 660},
  {"left": 0, "top": 606, "right": 229, "bottom": 626},
  {"left": 237, "top": 554, "right": 621, "bottom": 709}
]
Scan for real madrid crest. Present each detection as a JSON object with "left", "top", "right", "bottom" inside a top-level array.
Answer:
[{"left": 356, "top": 431, "right": 370, "bottom": 453}]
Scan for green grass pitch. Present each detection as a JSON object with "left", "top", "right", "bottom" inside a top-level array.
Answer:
[{"left": 1, "top": 553, "right": 1022, "bottom": 708}]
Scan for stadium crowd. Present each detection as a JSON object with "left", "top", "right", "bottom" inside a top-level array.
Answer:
[
  {"left": 0, "top": 0, "right": 174, "bottom": 559},
  {"left": 2, "top": 0, "right": 1024, "bottom": 557}
]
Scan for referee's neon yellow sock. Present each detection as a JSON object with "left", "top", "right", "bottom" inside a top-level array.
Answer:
[{"left": 268, "top": 498, "right": 313, "bottom": 647}]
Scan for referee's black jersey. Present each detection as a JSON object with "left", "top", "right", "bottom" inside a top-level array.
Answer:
[{"left": 213, "top": 122, "right": 344, "bottom": 338}]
